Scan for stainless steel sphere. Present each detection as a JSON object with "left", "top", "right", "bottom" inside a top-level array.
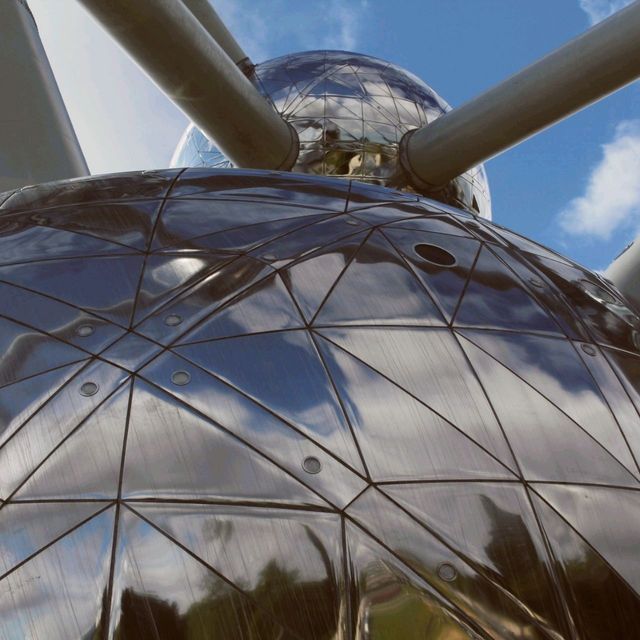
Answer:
[
  {"left": 171, "top": 51, "right": 492, "bottom": 219},
  {"left": 1, "top": 168, "right": 640, "bottom": 639}
]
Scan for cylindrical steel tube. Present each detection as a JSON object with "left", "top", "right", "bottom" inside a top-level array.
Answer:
[
  {"left": 606, "top": 237, "right": 640, "bottom": 313},
  {"left": 1, "top": 0, "right": 88, "bottom": 192},
  {"left": 79, "top": 0, "right": 297, "bottom": 170},
  {"left": 400, "top": 0, "right": 640, "bottom": 188},
  {"left": 181, "top": 0, "right": 251, "bottom": 69}
]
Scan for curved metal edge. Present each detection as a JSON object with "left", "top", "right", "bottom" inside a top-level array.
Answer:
[
  {"left": 275, "top": 123, "right": 300, "bottom": 171},
  {"left": 398, "top": 128, "right": 440, "bottom": 191}
]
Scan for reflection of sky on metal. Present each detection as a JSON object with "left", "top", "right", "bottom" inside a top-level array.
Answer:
[
  {"left": 172, "top": 51, "right": 492, "bottom": 218},
  {"left": 2, "top": 169, "right": 640, "bottom": 636},
  {"left": 28, "top": 1, "right": 640, "bottom": 268},
  {"left": 1, "top": 507, "right": 114, "bottom": 639}
]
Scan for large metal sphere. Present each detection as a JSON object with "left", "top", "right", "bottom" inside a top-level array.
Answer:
[
  {"left": 1, "top": 168, "right": 640, "bottom": 639},
  {"left": 171, "top": 51, "right": 492, "bottom": 219}
]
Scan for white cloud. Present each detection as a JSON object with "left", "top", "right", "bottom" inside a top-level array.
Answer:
[
  {"left": 558, "top": 120, "right": 640, "bottom": 239},
  {"left": 579, "top": 0, "right": 635, "bottom": 24},
  {"left": 319, "top": 1, "right": 367, "bottom": 51},
  {"left": 215, "top": 0, "right": 370, "bottom": 62}
]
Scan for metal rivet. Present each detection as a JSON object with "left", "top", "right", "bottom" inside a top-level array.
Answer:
[
  {"left": 302, "top": 456, "right": 322, "bottom": 474},
  {"left": 581, "top": 344, "right": 597, "bottom": 356},
  {"left": 437, "top": 562, "right": 457, "bottom": 582},
  {"left": 263, "top": 254, "right": 277, "bottom": 261},
  {"left": 171, "top": 370, "right": 191, "bottom": 386},
  {"left": 529, "top": 278, "right": 544, "bottom": 288},
  {"left": 165, "top": 314, "right": 183, "bottom": 326},
  {"left": 75, "top": 324, "right": 95, "bottom": 337},
  {"left": 80, "top": 381, "right": 99, "bottom": 397}
]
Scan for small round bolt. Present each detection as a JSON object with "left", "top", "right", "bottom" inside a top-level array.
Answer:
[
  {"left": 263, "top": 254, "right": 277, "bottom": 262},
  {"left": 165, "top": 314, "right": 183, "bottom": 326},
  {"left": 171, "top": 370, "right": 191, "bottom": 386},
  {"left": 75, "top": 324, "right": 95, "bottom": 337},
  {"left": 437, "top": 562, "right": 457, "bottom": 582},
  {"left": 302, "top": 456, "right": 322, "bottom": 474},
  {"left": 529, "top": 278, "right": 544, "bottom": 289},
  {"left": 80, "top": 381, "right": 99, "bottom": 397},
  {"left": 581, "top": 344, "right": 597, "bottom": 356}
]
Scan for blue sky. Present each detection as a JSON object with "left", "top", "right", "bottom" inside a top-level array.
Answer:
[{"left": 30, "top": 0, "right": 639, "bottom": 271}]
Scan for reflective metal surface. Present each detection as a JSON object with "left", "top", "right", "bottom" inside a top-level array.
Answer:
[
  {"left": 171, "top": 51, "right": 492, "bottom": 218},
  {"left": 1, "top": 168, "right": 640, "bottom": 639}
]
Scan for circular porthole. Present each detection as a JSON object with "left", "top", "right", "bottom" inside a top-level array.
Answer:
[{"left": 414, "top": 243, "right": 456, "bottom": 267}]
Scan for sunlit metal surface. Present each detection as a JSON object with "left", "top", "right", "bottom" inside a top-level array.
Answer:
[
  {"left": 172, "top": 51, "right": 492, "bottom": 218},
  {"left": 1, "top": 168, "right": 640, "bottom": 638}
]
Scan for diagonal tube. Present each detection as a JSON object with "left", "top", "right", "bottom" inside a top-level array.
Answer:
[
  {"left": 78, "top": 0, "right": 297, "bottom": 170},
  {"left": 400, "top": 0, "right": 640, "bottom": 189},
  {"left": 181, "top": 0, "right": 253, "bottom": 73},
  {"left": 1, "top": 0, "right": 88, "bottom": 192}
]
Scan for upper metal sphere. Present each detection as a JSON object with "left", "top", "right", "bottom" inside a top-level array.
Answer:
[
  {"left": 172, "top": 50, "right": 492, "bottom": 218},
  {"left": 1, "top": 169, "right": 639, "bottom": 638}
]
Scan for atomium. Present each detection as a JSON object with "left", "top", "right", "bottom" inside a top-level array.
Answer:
[
  {"left": 172, "top": 50, "right": 492, "bottom": 218},
  {"left": 1, "top": 168, "right": 640, "bottom": 639}
]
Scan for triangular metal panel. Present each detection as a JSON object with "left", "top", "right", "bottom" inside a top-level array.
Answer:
[
  {"left": 177, "top": 274, "right": 304, "bottom": 343},
  {"left": 317, "top": 336, "right": 516, "bottom": 481},
  {"left": 315, "top": 231, "right": 446, "bottom": 327},
  {"left": 459, "top": 335, "right": 639, "bottom": 486},
  {"left": 175, "top": 330, "right": 365, "bottom": 474},
  {"left": 122, "top": 380, "right": 326, "bottom": 507},
  {"left": 137, "top": 351, "right": 367, "bottom": 509},
  {"left": 13, "top": 382, "right": 131, "bottom": 500},
  {"left": 0, "top": 507, "right": 115, "bottom": 640},
  {"left": 319, "top": 327, "right": 516, "bottom": 469},
  {"left": 136, "top": 503, "right": 345, "bottom": 639}
]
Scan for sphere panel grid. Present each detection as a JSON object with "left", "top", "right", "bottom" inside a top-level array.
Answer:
[
  {"left": 0, "top": 169, "right": 640, "bottom": 638},
  {"left": 171, "top": 50, "right": 491, "bottom": 218}
]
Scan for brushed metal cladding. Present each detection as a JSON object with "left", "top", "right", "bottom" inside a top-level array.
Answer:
[
  {"left": 1, "top": 169, "right": 640, "bottom": 639},
  {"left": 172, "top": 50, "right": 492, "bottom": 219}
]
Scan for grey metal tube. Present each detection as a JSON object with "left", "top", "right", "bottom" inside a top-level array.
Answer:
[
  {"left": 606, "top": 237, "right": 640, "bottom": 313},
  {"left": 78, "top": 0, "right": 297, "bottom": 170},
  {"left": 400, "top": 0, "right": 640, "bottom": 188},
  {"left": 0, "top": 0, "right": 88, "bottom": 192},
  {"left": 181, "top": 0, "right": 253, "bottom": 72}
]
